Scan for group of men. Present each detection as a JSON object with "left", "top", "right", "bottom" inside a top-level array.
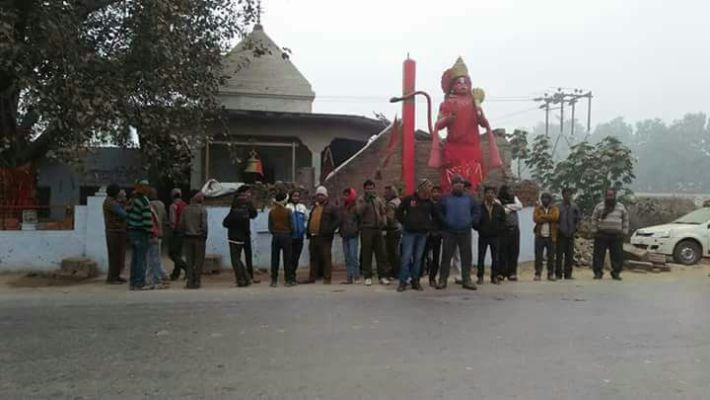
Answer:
[
  {"left": 103, "top": 177, "right": 630, "bottom": 291},
  {"left": 103, "top": 180, "right": 210, "bottom": 290}
]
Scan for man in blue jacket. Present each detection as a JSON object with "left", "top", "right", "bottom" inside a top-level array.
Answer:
[{"left": 437, "top": 175, "right": 481, "bottom": 290}]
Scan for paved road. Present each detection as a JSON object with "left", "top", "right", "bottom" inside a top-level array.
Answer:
[{"left": 1, "top": 267, "right": 709, "bottom": 400}]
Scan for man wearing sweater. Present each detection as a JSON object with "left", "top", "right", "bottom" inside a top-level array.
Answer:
[
  {"left": 287, "top": 189, "right": 308, "bottom": 279},
  {"left": 127, "top": 180, "right": 153, "bottom": 290},
  {"left": 437, "top": 175, "right": 481, "bottom": 290},
  {"left": 533, "top": 192, "right": 560, "bottom": 281},
  {"left": 180, "top": 192, "right": 208, "bottom": 289},
  {"left": 103, "top": 183, "right": 128, "bottom": 284},
  {"left": 591, "top": 189, "right": 629, "bottom": 280},
  {"left": 557, "top": 188, "right": 581, "bottom": 280},
  {"left": 340, "top": 188, "right": 360, "bottom": 284},
  {"left": 269, "top": 193, "right": 295, "bottom": 287},
  {"left": 396, "top": 179, "right": 440, "bottom": 292},
  {"left": 222, "top": 185, "right": 258, "bottom": 287},
  {"left": 383, "top": 185, "right": 402, "bottom": 281},
  {"left": 475, "top": 186, "right": 506, "bottom": 285},
  {"left": 168, "top": 188, "right": 188, "bottom": 281}
]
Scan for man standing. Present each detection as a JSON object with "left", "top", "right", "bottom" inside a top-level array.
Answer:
[
  {"left": 557, "top": 188, "right": 581, "bottom": 280},
  {"left": 497, "top": 185, "right": 523, "bottom": 281},
  {"left": 592, "top": 189, "right": 629, "bottom": 280},
  {"left": 180, "top": 192, "right": 208, "bottom": 289},
  {"left": 437, "top": 175, "right": 481, "bottom": 290},
  {"left": 356, "top": 180, "right": 391, "bottom": 286},
  {"left": 146, "top": 188, "right": 169, "bottom": 289},
  {"left": 103, "top": 184, "right": 127, "bottom": 284},
  {"left": 340, "top": 188, "right": 360, "bottom": 284},
  {"left": 396, "top": 179, "right": 439, "bottom": 292},
  {"left": 533, "top": 192, "right": 560, "bottom": 281},
  {"left": 168, "top": 188, "right": 188, "bottom": 281},
  {"left": 269, "top": 193, "right": 294, "bottom": 287},
  {"left": 287, "top": 189, "right": 308, "bottom": 280},
  {"left": 475, "top": 186, "right": 506, "bottom": 285},
  {"left": 232, "top": 187, "right": 260, "bottom": 284},
  {"left": 424, "top": 185, "right": 444, "bottom": 287},
  {"left": 306, "top": 186, "right": 340, "bottom": 284},
  {"left": 127, "top": 180, "right": 153, "bottom": 290},
  {"left": 222, "top": 185, "right": 257, "bottom": 287},
  {"left": 383, "top": 185, "right": 402, "bottom": 281}
]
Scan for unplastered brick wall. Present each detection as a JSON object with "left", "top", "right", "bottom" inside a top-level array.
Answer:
[{"left": 323, "top": 126, "right": 532, "bottom": 203}]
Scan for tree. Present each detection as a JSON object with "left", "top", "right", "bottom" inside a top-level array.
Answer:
[
  {"left": 0, "top": 0, "right": 261, "bottom": 181},
  {"left": 524, "top": 134, "right": 554, "bottom": 188},
  {"left": 552, "top": 137, "right": 635, "bottom": 214},
  {"left": 507, "top": 129, "right": 528, "bottom": 178}
]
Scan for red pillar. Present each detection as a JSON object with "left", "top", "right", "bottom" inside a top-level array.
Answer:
[{"left": 401, "top": 58, "right": 416, "bottom": 195}]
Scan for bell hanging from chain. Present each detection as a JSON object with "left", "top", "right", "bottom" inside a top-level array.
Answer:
[{"left": 243, "top": 149, "right": 264, "bottom": 176}]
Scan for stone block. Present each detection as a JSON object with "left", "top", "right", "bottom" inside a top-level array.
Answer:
[{"left": 58, "top": 257, "right": 99, "bottom": 279}]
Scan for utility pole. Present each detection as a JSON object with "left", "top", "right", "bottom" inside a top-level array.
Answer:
[{"left": 535, "top": 88, "right": 593, "bottom": 138}]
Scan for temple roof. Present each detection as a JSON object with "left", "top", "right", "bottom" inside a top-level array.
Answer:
[{"left": 219, "top": 25, "right": 315, "bottom": 113}]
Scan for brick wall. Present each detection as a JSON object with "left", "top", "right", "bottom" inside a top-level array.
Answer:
[{"left": 323, "top": 125, "right": 538, "bottom": 204}]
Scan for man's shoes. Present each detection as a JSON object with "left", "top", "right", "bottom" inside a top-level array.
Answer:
[
  {"left": 593, "top": 274, "right": 603, "bottom": 280},
  {"left": 379, "top": 277, "right": 391, "bottom": 286},
  {"left": 496, "top": 275, "right": 505, "bottom": 282},
  {"left": 555, "top": 274, "right": 563, "bottom": 280},
  {"left": 491, "top": 277, "right": 501, "bottom": 285},
  {"left": 462, "top": 283, "right": 477, "bottom": 290},
  {"left": 285, "top": 281, "right": 297, "bottom": 287},
  {"left": 251, "top": 278, "right": 262, "bottom": 284},
  {"left": 412, "top": 281, "right": 424, "bottom": 291},
  {"left": 298, "top": 278, "right": 316, "bottom": 284},
  {"left": 116, "top": 277, "right": 127, "bottom": 283},
  {"left": 429, "top": 278, "right": 437, "bottom": 288},
  {"left": 364, "top": 278, "right": 373, "bottom": 286},
  {"left": 106, "top": 280, "right": 124, "bottom": 285},
  {"left": 270, "top": 280, "right": 278, "bottom": 288},
  {"left": 476, "top": 277, "right": 484, "bottom": 285},
  {"left": 547, "top": 275, "right": 557, "bottom": 282},
  {"left": 611, "top": 274, "right": 622, "bottom": 281},
  {"left": 454, "top": 277, "right": 463, "bottom": 285},
  {"left": 564, "top": 275, "right": 574, "bottom": 280},
  {"left": 508, "top": 275, "right": 518, "bottom": 281},
  {"left": 323, "top": 279, "right": 332, "bottom": 285},
  {"left": 436, "top": 282, "right": 447, "bottom": 290},
  {"left": 533, "top": 274, "right": 541, "bottom": 281},
  {"left": 341, "top": 280, "right": 354, "bottom": 285},
  {"left": 397, "top": 283, "right": 406, "bottom": 292}
]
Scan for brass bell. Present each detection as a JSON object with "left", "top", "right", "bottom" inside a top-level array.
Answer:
[{"left": 243, "top": 149, "right": 264, "bottom": 176}]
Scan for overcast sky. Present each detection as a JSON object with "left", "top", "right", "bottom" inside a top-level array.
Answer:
[{"left": 259, "top": 0, "right": 709, "bottom": 133}]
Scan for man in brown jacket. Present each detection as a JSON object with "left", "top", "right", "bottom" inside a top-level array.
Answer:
[
  {"left": 306, "top": 186, "right": 340, "bottom": 284},
  {"left": 533, "top": 192, "right": 560, "bottom": 281},
  {"left": 356, "top": 179, "right": 391, "bottom": 286},
  {"left": 103, "top": 184, "right": 127, "bottom": 284},
  {"left": 269, "top": 192, "right": 294, "bottom": 287},
  {"left": 180, "top": 192, "right": 208, "bottom": 289}
]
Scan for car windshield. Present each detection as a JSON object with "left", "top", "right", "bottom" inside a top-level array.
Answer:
[{"left": 673, "top": 208, "right": 710, "bottom": 224}]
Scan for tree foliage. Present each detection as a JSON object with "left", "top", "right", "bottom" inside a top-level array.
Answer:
[
  {"left": 507, "top": 129, "right": 528, "bottom": 178},
  {"left": 0, "top": 0, "right": 261, "bottom": 181},
  {"left": 524, "top": 134, "right": 554, "bottom": 187}
]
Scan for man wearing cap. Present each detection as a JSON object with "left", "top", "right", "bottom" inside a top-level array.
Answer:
[
  {"left": 396, "top": 179, "right": 441, "bottom": 292},
  {"left": 127, "top": 179, "right": 154, "bottom": 290},
  {"left": 306, "top": 186, "right": 340, "bottom": 284},
  {"left": 356, "top": 179, "right": 391, "bottom": 286},
  {"left": 168, "top": 188, "right": 188, "bottom": 281},
  {"left": 180, "top": 191, "right": 208, "bottom": 289},
  {"left": 437, "top": 175, "right": 481, "bottom": 290}
]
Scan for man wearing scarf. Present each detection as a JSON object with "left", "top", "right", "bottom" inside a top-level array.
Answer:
[{"left": 591, "top": 189, "right": 629, "bottom": 280}]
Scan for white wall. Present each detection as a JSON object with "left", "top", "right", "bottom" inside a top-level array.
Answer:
[{"left": 0, "top": 196, "right": 536, "bottom": 273}]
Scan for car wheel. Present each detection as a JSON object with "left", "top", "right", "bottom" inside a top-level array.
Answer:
[{"left": 673, "top": 240, "right": 702, "bottom": 265}]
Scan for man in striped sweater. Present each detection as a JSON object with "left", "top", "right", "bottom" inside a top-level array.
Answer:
[
  {"left": 591, "top": 189, "right": 629, "bottom": 281},
  {"left": 127, "top": 180, "right": 154, "bottom": 290}
]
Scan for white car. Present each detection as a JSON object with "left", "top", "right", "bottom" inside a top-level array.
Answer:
[{"left": 630, "top": 207, "right": 710, "bottom": 265}]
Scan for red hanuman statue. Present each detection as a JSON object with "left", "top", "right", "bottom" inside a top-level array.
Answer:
[{"left": 429, "top": 57, "right": 502, "bottom": 192}]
